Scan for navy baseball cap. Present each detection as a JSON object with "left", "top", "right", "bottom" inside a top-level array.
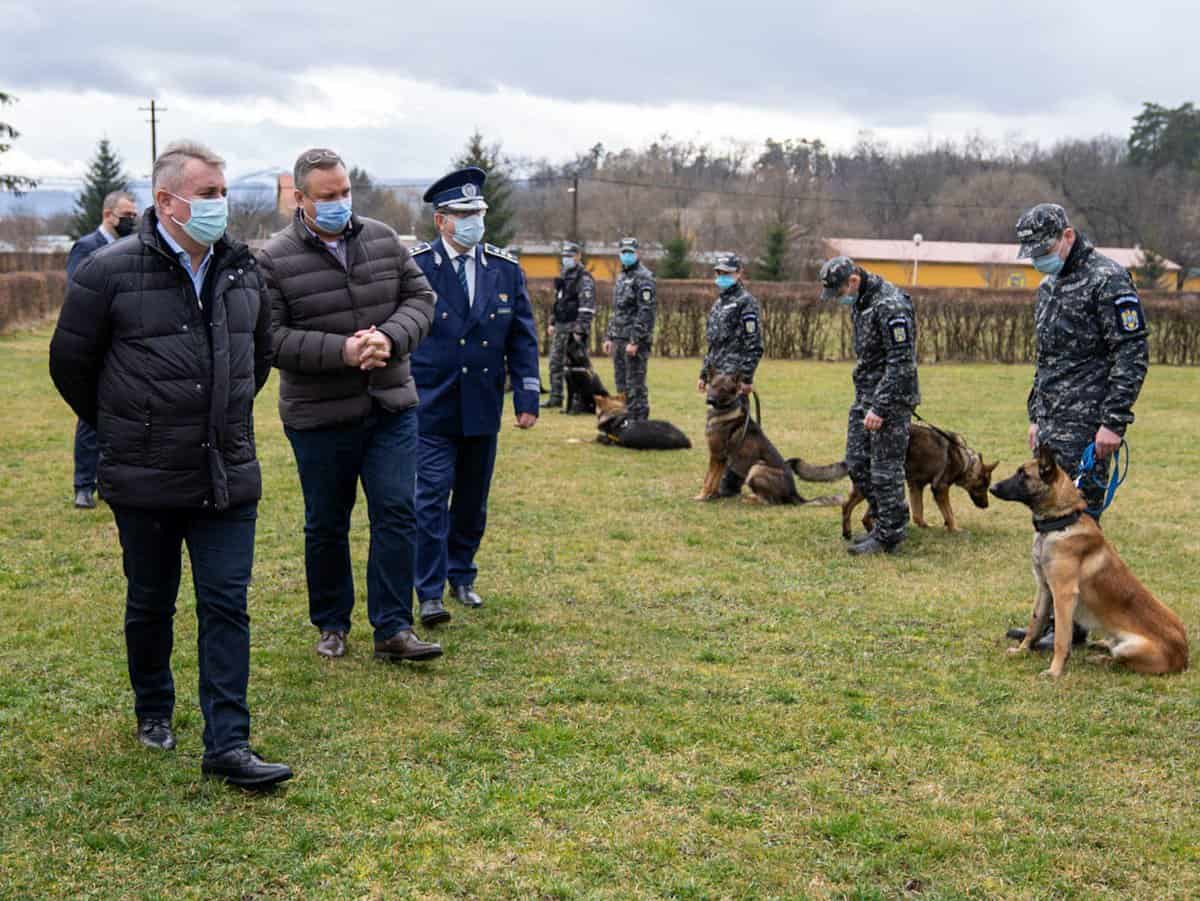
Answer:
[
  {"left": 1015, "top": 203, "right": 1069, "bottom": 258},
  {"left": 819, "top": 256, "right": 856, "bottom": 300},
  {"left": 714, "top": 253, "right": 742, "bottom": 272}
]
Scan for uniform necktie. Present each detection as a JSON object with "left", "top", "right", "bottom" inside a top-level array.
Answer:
[{"left": 455, "top": 255, "right": 469, "bottom": 302}]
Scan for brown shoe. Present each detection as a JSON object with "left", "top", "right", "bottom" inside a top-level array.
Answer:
[
  {"left": 316, "top": 630, "right": 346, "bottom": 658},
  {"left": 373, "top": 629, "right": 442, "bottom": 662}
]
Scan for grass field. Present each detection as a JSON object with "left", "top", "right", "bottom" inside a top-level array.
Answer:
[{"left": 2, "top": 327, "right": 1199, "bottom": 899}]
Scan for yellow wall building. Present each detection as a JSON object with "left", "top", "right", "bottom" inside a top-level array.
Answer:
[
  {"left": 508, "top": 242, "right": 630, "bottom": 281},
  {"left": 824, "top": 238, "right": 1186, "bottom": 292}
]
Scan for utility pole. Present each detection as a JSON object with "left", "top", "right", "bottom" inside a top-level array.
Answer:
[
  {"left": 569, "top": 172, "right": 580, "bottom": 242},
  {"left": 138, "top": 99, "right": 166, "bottom": 174}
]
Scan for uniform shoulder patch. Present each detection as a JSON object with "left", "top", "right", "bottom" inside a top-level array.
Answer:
[
  {"left": 484, "top": 243, "right": 518, "bottom": 264},
  {"left": 887, "top": 315, "right": 911, "bottom": 346},
  {"left": 1113, "top": 295, "right": 1146, "bottom": 334},
  {"left": 409, "top": 241, "right": 432, "bottom": 255},
  {"left": 641, "top": 287, "right": 653, "bottom": 303}
]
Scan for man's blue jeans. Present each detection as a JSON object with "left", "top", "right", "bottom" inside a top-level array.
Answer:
[
  {"left": 74, "top": 419, "right": 99, "bottom": 493},
  {"left": 111, "top": 501, "right": 256, "bottom": 755},
  {"left": 285, "top": 405, "right": 418, "bottom": 642}
]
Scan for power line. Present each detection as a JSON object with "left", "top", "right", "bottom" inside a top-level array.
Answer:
[{"left": 137, "top": 99, "right": 166, "bottom": 174}]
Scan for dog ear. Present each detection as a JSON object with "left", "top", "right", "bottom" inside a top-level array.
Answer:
[
  {"left": 983, "top": 460, "right": 998, "bottom": 476},
  {"left": 1036, "top": 444, "right": 1058, "bottom": 482}
]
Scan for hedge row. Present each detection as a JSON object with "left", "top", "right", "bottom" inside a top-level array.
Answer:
[
  {"left": 0, "top": 272, "right": 67, "bottom": 334},
  {"left": 527, "top": 279, "right": 1200, "bottom": 366},
  {"left": 4, "top": 271, "right": 1198, "bottom": 365}
]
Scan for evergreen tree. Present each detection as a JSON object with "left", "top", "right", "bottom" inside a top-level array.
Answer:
[
  {"left": 659, "top": 232, "right": 692, "bottom": 278},
  {"left": 1134, "top": 248, "right": 1168, "bottom": 289},
  {"left": 452, "top": 131, "right": 517, "bottom": 248},
  {"left": 71, "top": 139, "right": 130, "bottom": 238},
  {"left": 1, "top": 91, "right": 38, "bottom": 195},
  {"left": 755, "top": 222, "right": 790, "bottom": 281}
]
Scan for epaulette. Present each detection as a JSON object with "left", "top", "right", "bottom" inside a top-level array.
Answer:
[
  {"left": 484, "top": 243, "right": 518, "bottom": 264},
  {"left": 410, "top": 241, "right": 432, "bottom": 255}
]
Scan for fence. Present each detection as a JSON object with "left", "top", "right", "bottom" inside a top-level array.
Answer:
[
  {"left": 4, "top": 270, "right": 1198, "bottom": 364},
  {"left": 527, "top": 279, "right": 1200, "bottom": 366}
]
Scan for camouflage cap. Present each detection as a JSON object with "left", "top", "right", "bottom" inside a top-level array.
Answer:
[
  {"left": 1015, "top": 203, "right": 1069, "bottom": 258},
  {"left": 618, "top": 237, "right": 639, "bottom": 251},
  {"left": 713, "top": 252, "right": 742, "bottom": 272},
  {"left": 819, "top": 256, "right": 856, "bottom": 300},
  {"left": 561, "top": 240, "right": 581, "bottom": 255}
]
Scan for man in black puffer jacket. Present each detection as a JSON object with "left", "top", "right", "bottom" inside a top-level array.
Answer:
[{"left": 49, "top": 140, "right": 292, "bottom": 790}]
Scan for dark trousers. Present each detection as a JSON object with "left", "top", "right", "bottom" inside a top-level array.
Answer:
[
  {"left": 547, "top": 328, "right": 572, "bottom": 405},
  {"left": 846, "top": 403, "right": 912, "bottom": 546},
  {"left": 285, "top": 405, "right": 418, "bottom": 642},
  {"left": 74, "top": 419, "right": 99, "bottom": 492},
  {"left": 612, "top": 342, "right": 650, "bottom": 420},
  {"left": 415, "top": 432, "right": 498, "bottom": 600},
  {"left": 111, "top": 501, "right": 256, "bottom": 755}
]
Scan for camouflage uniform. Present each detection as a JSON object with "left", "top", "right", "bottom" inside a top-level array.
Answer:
[
  {"left": 1022, "top": 220, "right": 1149, "bottom": 518},
  {"left": 547, "top": 264, "right": 596, "bottom": 407},
  {"left": 822, "top": 260, "right": 920, "bottom": 548},
  {"left": 607, "top": 252, "right": 656, "bottom": 421},
  {"left": 701, "top": 282, "right": 763, "bottom": 385}
]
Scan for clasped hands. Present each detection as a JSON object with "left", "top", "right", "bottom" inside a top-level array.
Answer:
[{"left": 343, "top": 325, "right": 391, "bottom": 371}]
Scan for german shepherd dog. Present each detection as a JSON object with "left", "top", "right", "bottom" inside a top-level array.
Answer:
[
  {"left": 841, "top": 420, "right": 998, "bottom": 539},
  {"left": 594, "top": 394, "right": 691, "bottom": 450},
  {"left": 697, "top": 373, "right": 847, "bottom": 505},
  {"left": 563, "top": 332, "right": 608, "bottom": 415},
  {"left": 990, "top": 445, "right": 1188, "bottom": 677}
]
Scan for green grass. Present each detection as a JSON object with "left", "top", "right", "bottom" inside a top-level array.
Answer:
[{"left": 2, "top": 327, "right": 1200, "bottom": 899}]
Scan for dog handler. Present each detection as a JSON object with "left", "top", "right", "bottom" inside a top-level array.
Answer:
[
  {"left": 697, "top": 253, "right": 763, "bottom": 496},
  {"left": 1006, "top": 202, "right": 1149, "bottom": 649},
  {"left": 819, "top": 255, "right": 920, "bottom": 556},
  {"left": 546, "top": 240, "right": 596, "bottom": 411}
]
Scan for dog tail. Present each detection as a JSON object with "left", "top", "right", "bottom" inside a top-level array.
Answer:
[
  {"left": 787, "top": 458, "right": 849, "bottom": 482},
  {"left": 795, "top": 493, "right": 844, "bottom": 507}
]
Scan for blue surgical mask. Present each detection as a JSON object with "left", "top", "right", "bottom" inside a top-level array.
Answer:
[
  {"left": 312, "top": 197, "right": 352, "bottom": 233},
  {"left": 1032, "top": 251, "right": 1064, "bottom": 275},
  {"left": 836, "top": 292, "right": 857, "bottom": 307},
  {"left": 715, "top": 274, "right": 737, "bottom": 291},
  {"left": 619, "top": 250, "right": 637, "bottom": 267},
  {"left": 561, "top": 256, "right": 577, "bottom": 270},
  {"left": 451, "top": 214, "right": 485, "bottom": 248},
  {"left": 170, "top": 193, "right": 227, "bottom": 246}
]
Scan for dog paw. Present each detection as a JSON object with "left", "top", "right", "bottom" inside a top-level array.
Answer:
[
  {"left": 1038, "top": 668, "right": 1062, "bottom": 679},
  {"left": 1085, "top": 653, "right": 1115, "bottom": 667},
  {"left": 1006, "top": 646, "right": 1027, "bottom": 656}
]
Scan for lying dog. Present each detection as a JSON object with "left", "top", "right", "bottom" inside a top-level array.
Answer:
[
  {"left": 990, "top": 445, "right": 1188, "bottom": 677},
  {"left": 594, "top": 394, "right": 691, "bottom": 450},
  {"left": 841, "top": 420, "right": 997, "bottom": 539},
  {"left": 563, "top": 332, "right": 608, "bottom": 415},
  {"left": 697, "top": 373, "right": 846, "bottom": 505}
]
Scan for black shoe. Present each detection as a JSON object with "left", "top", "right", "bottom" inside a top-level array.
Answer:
[
  {"left": 419, "top": 597, "right": 451, "bottom": 627},
  {"left": 74, "top": 489, "right": 96, "bottom": 509},
  {"left": 847, "top": 536, "right": 898, "bottom": 556},
  {"left": 137, "top": 716, "right": 176, "bottom": 751},
  {"left": 1007, "top": 624, "right": 1089, "bottom": 650},
  {"left": 201, "top": 747, "right": 293, "bottom": 789},
  {"left": 374, "top": 629, "right": 443, "bottom": 662},
  {"left": 547, "top": 398, "right": 563, "bottom": 410},
  {"left": 452, "top": 584, "right": 484, "bottom": 608}
]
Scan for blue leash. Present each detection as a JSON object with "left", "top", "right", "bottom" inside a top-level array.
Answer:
[{"left": 1074, "top": 439, "right": 1129, "bottom": 514}]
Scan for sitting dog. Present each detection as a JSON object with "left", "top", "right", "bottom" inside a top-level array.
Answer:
[
  {"left": 990, "top": 445, "right": 1188, "bottom": 677},
  {"left": 594, "top": 394, "right": 691, "bottom": 450},
  {"left": 697, "top": 373, "right": 846, "bottom": 505},
  {"left": 563, "top": 332, "right": 608, "bottom": 415},
  {"left": 841, "top": 420, "right": 997, "bottom": 539}
]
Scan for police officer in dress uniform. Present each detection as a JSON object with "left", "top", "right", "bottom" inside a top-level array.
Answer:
[
  {"left": 820, "top": 256, "right": 920, "bottom": 556},
  {"left": 1005, "top": 203, "right": 1150, "bottom": 650},
  {"left": 410, "top": 167, "right": 540, "bottom": 615},
  {"left": 697, "top": 253, "right": 763, "bottom": 496},
  {"left": 547, "top": 240, "right": 596, "bottom": 410},
  {"left": 603, "top": 237, "right": 656, "bottom": 421}
]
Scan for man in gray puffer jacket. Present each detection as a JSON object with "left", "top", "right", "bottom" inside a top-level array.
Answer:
[{"left": 260, "top": 148, "right": 441, "bottom": 664}]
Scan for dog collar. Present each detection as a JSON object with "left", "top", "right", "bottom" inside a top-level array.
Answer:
[{"left": 1032, "top": 511, "right": 1082, "bottom": 533}]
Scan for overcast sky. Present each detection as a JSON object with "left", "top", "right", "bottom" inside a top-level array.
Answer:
[{"left": 2, "top": 0, "right": 1197, "bottom": 185}]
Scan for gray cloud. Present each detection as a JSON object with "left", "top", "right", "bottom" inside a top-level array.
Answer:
[{"left": 3, "top": 0, "right": 1196, "bottom": 126}]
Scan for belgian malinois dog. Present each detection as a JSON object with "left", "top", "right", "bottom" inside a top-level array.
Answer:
[
  {"left": 841, "top": 420, "right": 998, "bottom": 539},
  {"left": 593, "top": 394, "right": 691, "bottom": 450},
  {"left": 990, "top": 445, "right": 1188, "bottom": 678},
  {"left": 697, "top": 373, "right": 846, "bottom": 505},
  {"left": 563, "top": 332, "right": 608, "bottom": 415}
]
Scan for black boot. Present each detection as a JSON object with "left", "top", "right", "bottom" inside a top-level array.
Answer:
[
  {"left": 717, "top": 469, "right": 744, "bottom": 498},
  {"left": 1007, "top": 621, "right": 1088, "bottom": 649}
]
